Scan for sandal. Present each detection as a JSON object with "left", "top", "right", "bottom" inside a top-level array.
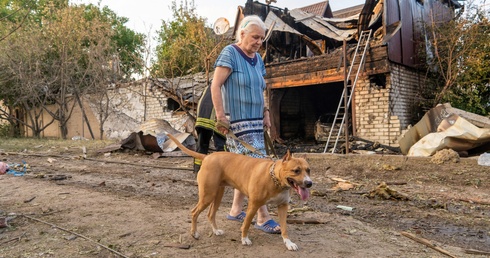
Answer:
[
  {"left": 254, "top": 219, "right": 281, "bottom": 234},
  {"left": 226, "top": 211, "right": 246, "bottom": 222}
]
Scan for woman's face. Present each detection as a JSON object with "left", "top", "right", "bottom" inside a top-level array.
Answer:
[{"left": 240, "top": 24, "right": 265, "bottom": 55}]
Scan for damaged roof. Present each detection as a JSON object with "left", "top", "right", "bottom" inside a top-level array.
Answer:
[
  {"left": 332, "top": 4, "right": 364, "bottom": 18},
  {"left": 288, "top": 8, "right": 357, "bottom": 41},
  {"left": 148, "top": 0, "right": 463, "bottom": 110},
  {"left": 299, "top": 0, "right": 332, "bottom": 17},
  {"left": 241, "top": 0, "right": 462, "bottom": 67}
]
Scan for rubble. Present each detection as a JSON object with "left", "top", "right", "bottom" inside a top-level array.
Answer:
[{"left": 399, "top": 103, "right": 490, "bottom": 157}]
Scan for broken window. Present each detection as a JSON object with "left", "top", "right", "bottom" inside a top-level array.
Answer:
[
  {"left": 167, "top": 98, "right": 180, "bottom": 112},
  {"left": 369, "top": 74, "right": 387, "bottom": 89}
]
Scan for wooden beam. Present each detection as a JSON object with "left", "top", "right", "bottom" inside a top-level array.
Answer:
[
  {"left": 266, "top": 71, "right": 344, "bottom": 88},
  {"left": 265, "top": 59, "right": 390, "bottom": 89},
  {"left": 264, "top": 45, "right": 390, "bottom": 90}
]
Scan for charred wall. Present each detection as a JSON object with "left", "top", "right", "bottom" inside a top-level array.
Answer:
[
  {"left": 265, "top": 44, "right": 389, "bottom": 88},
  {"left": 266, "top": 44, "right": 390, "bottom": 142},
  {"left": 276, "top": 83, "right": 344, "bottom": 141}
]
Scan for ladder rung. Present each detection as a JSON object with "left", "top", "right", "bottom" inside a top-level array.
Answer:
[{"left": 324, "top": 29, "right": 371, "bottom": 153}]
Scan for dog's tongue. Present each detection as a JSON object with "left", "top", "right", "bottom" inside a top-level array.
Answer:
[{"left": 298, "top": 187, "right": 310, "bottom": 201}]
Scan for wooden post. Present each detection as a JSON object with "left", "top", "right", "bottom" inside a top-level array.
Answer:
[{"left": 343, "top": 39, "right": 350, "bottom": 154}]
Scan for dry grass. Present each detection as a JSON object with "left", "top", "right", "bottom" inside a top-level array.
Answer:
[{"left": 0, "top": 137, "right": 118, "bottom": 154}]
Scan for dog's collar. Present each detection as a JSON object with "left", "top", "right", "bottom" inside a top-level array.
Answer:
[{"left": 269, "top": 162, "right": 288, "bottom": 190}]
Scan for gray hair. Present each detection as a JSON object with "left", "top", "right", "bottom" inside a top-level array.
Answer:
[{"left": 235, "top": 15, "right": 266, "bottom": 43}]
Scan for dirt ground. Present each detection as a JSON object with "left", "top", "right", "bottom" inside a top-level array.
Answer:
[{"left": 0, "top": 140, "right": 489, "bottom": 258}]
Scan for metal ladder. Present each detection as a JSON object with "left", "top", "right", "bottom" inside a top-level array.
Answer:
[{"left": 323, "top": 30, "right": 372, "bottom": 153}]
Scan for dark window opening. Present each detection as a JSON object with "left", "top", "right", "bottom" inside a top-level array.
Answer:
[
  {"left": 277, "top": 82, "right": 351, "bottom": 142},
  {"left": 369, "top": 74, "right": 387, "bottom": 89},
  {"left": 167, "top": 98, "right": 180, "bottom": 111}
]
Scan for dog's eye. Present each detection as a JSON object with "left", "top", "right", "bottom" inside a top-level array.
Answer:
[
  {"left": 306, "top": 168, "right": 310, "bottom": 174},
  {"left": 293, "top": 168, "right": 300, "bottom": 174}
]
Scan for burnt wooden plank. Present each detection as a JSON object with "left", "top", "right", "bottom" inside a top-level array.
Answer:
[
  {"left": 267, "top": 70, "right": 344, "bottom": 88},
  {"left": 265, "top": 44, "right": 388, "bottom": 81},
  {"left": 266, "top": 58, "right": 389, "bottom": 89}
]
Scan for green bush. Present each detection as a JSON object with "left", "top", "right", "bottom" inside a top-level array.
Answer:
[{"left": 0, "top": 123, "right": 11, "bottom": 137}]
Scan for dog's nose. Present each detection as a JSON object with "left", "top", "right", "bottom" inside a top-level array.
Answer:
[{"left": 305, "top": 181, "right": 313, "bottom": 188}]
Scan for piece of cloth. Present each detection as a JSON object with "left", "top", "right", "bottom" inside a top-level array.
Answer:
[
  {"left": 0, "top": 162, "right": 8, "bottom": 174},
  {"left": 226, "top": 119, "right": 266, "bottom": 158},
  {"left": 214, "top": 44, "right": 267, "bottom": 157}
]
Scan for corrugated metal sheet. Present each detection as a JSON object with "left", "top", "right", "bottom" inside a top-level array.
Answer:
[
  {"left": 322, "top": 14, "right": 359, "bottom": 24},
  {"left": 264, "top": 11, "right": 323, "bottom": 54},
  {"left": 264, "top": 11, "right": 302, "bottom": 35},
  {"left": 289, "top": 8, "right": 356, "bottom": 41}
]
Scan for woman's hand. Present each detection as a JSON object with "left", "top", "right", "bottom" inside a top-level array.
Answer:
[
  {"left": 263, "top": 109, "right": 271, "bottom": 129},
  {"left": 216, "top": 116, "right": 230, "bottom": 134}
]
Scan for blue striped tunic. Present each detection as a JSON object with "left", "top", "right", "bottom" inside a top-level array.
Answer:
[{"left": 214, "top": 44, "right": 267, "bottom": 157}]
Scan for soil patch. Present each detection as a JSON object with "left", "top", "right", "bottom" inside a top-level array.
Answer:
[{"left": 0, "top": 142, "right": 489, "bottom": 257}]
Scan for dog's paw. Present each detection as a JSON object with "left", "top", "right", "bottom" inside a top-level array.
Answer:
[
  {"left": 284, "top": 239, "right": 298, "bottom": 251},
  {"left": 241, "top": 236, "right": 252, "bottom": 246},
  {"left": 213, "top": 229, "right": 224, "bottom": 236},
  {"left": 191, "top": 232, "right": 200, "bottom": 239}
]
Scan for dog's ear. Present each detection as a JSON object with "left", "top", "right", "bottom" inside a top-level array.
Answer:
[{"left": 282, "top": 149, "right": 292, "bottom": 162}]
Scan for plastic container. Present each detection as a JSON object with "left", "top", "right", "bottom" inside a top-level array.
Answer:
[{"left": 477, "top": 152, "right": 490, "bottom": 166}]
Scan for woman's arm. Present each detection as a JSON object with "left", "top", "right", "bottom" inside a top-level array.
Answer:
[{"left": 211, "top": 66, "right": 232, "bottom": 134}]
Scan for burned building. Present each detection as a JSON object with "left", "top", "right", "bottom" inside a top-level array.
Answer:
[
  {"left": 235, "top": 0, "right": 461, "bottom": 152},
  {"left": 19, "top": 0, "right": 463, "bottom": 149}
]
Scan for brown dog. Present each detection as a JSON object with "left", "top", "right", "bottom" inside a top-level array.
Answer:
[{"left": 167, "top": 134, "right": 312, "bottom": 251}]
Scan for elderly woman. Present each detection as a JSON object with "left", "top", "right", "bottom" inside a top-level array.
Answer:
[{"left": 210, "top": 15, "right": 280, "bottom": 234}]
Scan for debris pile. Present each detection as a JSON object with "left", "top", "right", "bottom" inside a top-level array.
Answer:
[
  {"left": 366, "top": 182, "right": 409, "bottom": 200},
  {"left": 0, "top": 161, "right": 30, "bottom": 176},
  {"left": 330, "top": 177, "right": 363, "bottom": 192},
  {"left": 400, "top": 103, "right": 490, "bottom": 157},
  {"left": 430, "top": 149, "right": 460, "bottom": 164}
]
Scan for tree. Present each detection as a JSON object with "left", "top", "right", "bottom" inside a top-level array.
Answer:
[
  {"left": 71, "top": 3, "right": 146, "bottom": 139},
  {"left": 152, "top": 0, "right": 230, "bottom": 120},
  {"left": 83, "top": 4, "right": 146, "bottom": 79},
  {"left": 0, "top": 1, "right": 146, "bottom": 138},
  {"left": 0, "top": 4, "right": 59, "bottom": 138},
  {"left": 423, "top": 1, "right": 490, "bottom": 115},
  {"left": 152, "top": 0, "right": 225, "bottom": 78}
]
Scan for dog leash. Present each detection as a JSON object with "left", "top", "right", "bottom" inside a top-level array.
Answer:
[
  {"left": 263, "top": 129, "right": 277, "bottom": 158},
  {"left": 216, "top": 120, "right": 276, "bottom": 158}
]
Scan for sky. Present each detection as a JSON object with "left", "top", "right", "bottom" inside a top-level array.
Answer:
[{"left": 71, "top": 0, "right": 365, "bottom": 39}]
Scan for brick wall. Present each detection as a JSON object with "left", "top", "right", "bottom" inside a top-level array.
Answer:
[
  {"left": 389, "top": 63, "right": 424, "bottom": 128},
  {"left": 354, "top": 62, "right": 423, "bottom": 146}
]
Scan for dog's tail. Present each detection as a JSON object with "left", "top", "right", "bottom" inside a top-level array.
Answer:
[{"left": 166, "top": 134, "right": 206, "bottom": 160}]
